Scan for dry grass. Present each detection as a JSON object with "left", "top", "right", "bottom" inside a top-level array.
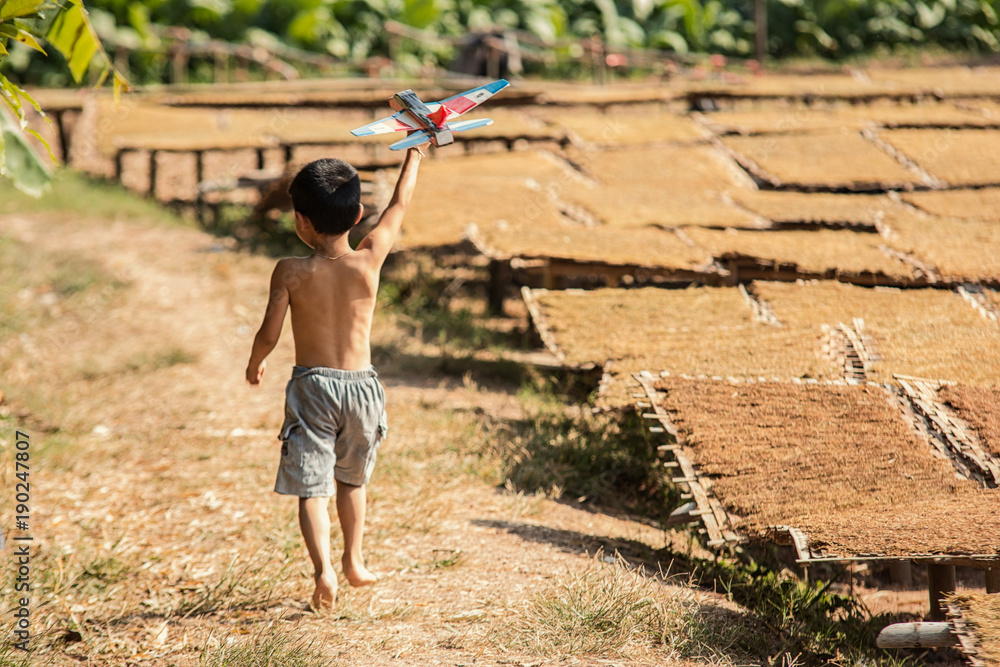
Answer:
[
  {"left": 882, "top": 128, "right": 1000, "bottom": 187},
  {"left": 560, "top": 145, "right": 759, "bottom": 228},
  {"left": 756, "top": 281, "right": 1000, "bottom": 385},
  {"left": 494, "top": 555, "right": 760, "bottom": 664},
  {"left": 682, "top": 227, "right": 914, "bottom": 279},
  {"left": 653, "top": 377, "right": 1000, "bottom": 557},
  {"left": 881, "top": 211, "right": 1000, "bottom": 282},
  {"left": 722, "top": 129, "right": 923, "bottom": 190},
  {"left": 199, "top": 626, "right": 327, "bottom": 666},
  {"left": 948, "top": 593, "right": 1000, "bottom": 667}
]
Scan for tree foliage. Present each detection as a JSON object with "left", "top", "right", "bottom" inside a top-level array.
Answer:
[
  {"left": 0, "top": 0, "right": 127, "bottom": 194},
  {"left": 70, "top": 0, "right": 1000, "bottom": 70},
  {"left": 5, "top": 0, "right": 1000, "bottom": 89}
]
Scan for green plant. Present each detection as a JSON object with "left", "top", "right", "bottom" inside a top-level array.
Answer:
[
  {"left": 687, "top": 552, "right": 908, "bottom": 665},
  {"left": 483, "top": 398, "right": 677, "bottom": 518}
]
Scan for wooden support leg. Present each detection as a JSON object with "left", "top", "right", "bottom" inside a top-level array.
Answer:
[
  {"left": 890, "top": 560, "right": 912, "bottom": 588},
  {"left": 543, "top": 264, "right": 555, "bottom": 290},
  {"left": 148, "top": 150, "right": 158, "bottom": 199},
  {"left": 195, "top": 151, "right": 205, "bottom": 226},
  {"left": 256, "top": 148, "right": 265, "bottom": 170},
  {"left": 114, "top": 149, "right": 125, "bottom": 184},
  {"left": 927, "top": 563, "right": 956, "bottom": 621},
  {"left": 487, "top": 259, "right": 511, "bottom": 316},
  {"left": 284, "top": 145, "right": 294, "bottom": 171},
  {"left": 987, "top": 568, "right": 1000, "bottom": 594},
  {"left": 52, "top": 110, "right": 69, "bottom": 164}
]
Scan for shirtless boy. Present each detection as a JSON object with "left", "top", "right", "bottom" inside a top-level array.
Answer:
[{"left": 245, "top": 147, "right": 423, "bottom": 609}]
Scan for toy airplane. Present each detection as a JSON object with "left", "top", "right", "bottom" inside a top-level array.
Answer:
[{"left": 350, "top": 79, "right": 510, "bottom": 151}]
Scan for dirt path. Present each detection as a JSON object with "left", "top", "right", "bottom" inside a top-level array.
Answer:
[{"left": 0, "top": 211, "right": 734, "bottom": 666}]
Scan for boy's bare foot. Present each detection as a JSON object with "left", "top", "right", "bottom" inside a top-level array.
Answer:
[
  {"left": 310, "top": 574, "right": 337, "bottom": 611},
  {"left": 342, "top": 555, "right": 377, "bottom": 587}
]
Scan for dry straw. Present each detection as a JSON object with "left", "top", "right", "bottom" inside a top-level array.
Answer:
[
  {"left": 403, "top": 151, "right": 570, "bottom": 247},
  {"left": 903, "top": 187, "right": 1000, "bottom": 222},
  {"left": 528, "top": 286, "right": 834, "bottom": 407},
  {"left": 654, "top": 377, "right": 1000, "bottom": 557},
  {"left": 475, "top": 222, "right": 711, "bottom": 268},
  {"left": 948, "top": 593, "right": 1000, "bottom": 667},
  {"left": 698, "top": 100, "right": 994, "bottom": 136},
  {"left": 730, "top": 190, "right": 895, "bottom": 227},
  {"left": 882, "top": 210, "right": 1000, "bottom": 282},
  {"left": 722, "top": 129, "right": 922, "bottom": 189},
  {"left": 561, "top": 145, "right": 759, "bottom": 228},
  {"left": 756, "top": 281, "right": 1000, "bottom": 385},
  {"left": 682, "top": 227, "right": 914, "bottom": 278},
  {"left": 532, "top": 106, "right": 706, "bottom": 145},
  {"left": 939, "top": 385, "right": 1000, "bottom": 458},
  {"left": 882, "top": 128, "right": 1000, "bottom": 187}
]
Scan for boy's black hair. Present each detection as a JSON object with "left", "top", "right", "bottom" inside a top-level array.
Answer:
[{"left": 288, "top": 158, "right": 362, "bottom": 236}]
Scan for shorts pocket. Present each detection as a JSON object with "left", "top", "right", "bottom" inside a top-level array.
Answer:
[{"left": 377, "top": 413, "right": 388, "bottom": 442}]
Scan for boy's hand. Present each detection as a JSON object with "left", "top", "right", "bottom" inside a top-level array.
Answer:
[
  {"left": 246, "top": 360, "right": 266, "bottom": 385},
  {"left": 407, "top": 145, "right": 425, "bottom": 159}
]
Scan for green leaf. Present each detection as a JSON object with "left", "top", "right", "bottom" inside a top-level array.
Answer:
[
  {"left": 0, "top": 109, "right": 52, "bottom": 197},
  {"left": 46, "top": 0, "right": 99, "bottom": 83},
  {"left": 0, "top": 0, "right": 51, "bottom": 21},
  {"left": 15, "top": 26, "right": 46, "bottom": 53}
]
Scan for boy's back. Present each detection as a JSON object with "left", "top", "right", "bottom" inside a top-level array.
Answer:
[{"left": 279, "top": 252, "right": 378, "bottom": 371}]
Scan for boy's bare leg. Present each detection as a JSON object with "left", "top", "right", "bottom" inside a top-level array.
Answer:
[
  {"left": 298, "top": 497, "right": 337, "bottom": 609},
  {"left": 336, "top": 480, "right": 377, "bottom": 587}
]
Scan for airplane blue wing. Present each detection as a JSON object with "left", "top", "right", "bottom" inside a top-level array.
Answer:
[
  {"left": 389, "top": 130, "right": 433, "bottom": 151},
  {"left": 447, "top": 118, "right": 495, "bottom": 133}
]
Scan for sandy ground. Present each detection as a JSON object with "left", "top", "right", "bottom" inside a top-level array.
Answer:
[{"left": 0, "top": 209, "right": 736, "bottom": 666}]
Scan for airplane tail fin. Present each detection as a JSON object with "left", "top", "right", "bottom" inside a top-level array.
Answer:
[
  {"left": 389, "top": 130, "right": 433, "bottom": 151},
  {"left": 448, "top": 118, "right": 494, "bottom": 133}
]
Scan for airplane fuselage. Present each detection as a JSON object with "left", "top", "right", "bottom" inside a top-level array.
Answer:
[{"left": 389, "top": 90, "right": 455, "bottom": 147}]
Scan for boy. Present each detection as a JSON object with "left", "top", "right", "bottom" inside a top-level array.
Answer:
[{"left": 245, "top": 147, "right": 423, "bottom": 610}]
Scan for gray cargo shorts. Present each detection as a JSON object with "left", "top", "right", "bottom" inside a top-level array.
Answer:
[{"left": 274, "top": 365, "right": 388, "bottom": 497}]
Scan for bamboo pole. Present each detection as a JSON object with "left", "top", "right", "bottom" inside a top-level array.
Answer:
[{"left": 876, "top": 623, "right": 956, "bottom": 649}]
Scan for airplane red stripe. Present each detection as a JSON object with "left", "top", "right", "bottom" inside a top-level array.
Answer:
[{"left": 442, "top": 97, "right": 478, "bottom": 117}]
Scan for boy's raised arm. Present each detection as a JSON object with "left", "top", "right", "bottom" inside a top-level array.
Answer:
[
  {"left": 246, "top": 261, "right": 291, "bottom": 385},
  {"left": 358, "top": 146, "right": 423, "bottom": 262}
]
